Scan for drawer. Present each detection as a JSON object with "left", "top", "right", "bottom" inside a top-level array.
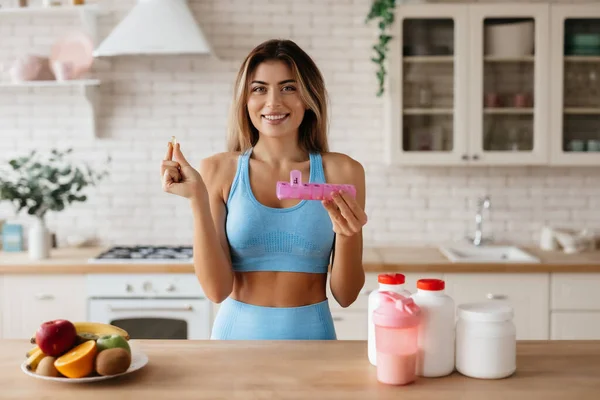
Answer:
[
  {"left": 328, "top": 272, "right": 442, "bottom": 311},
  {"left": 551, "top": 273, "right": 600, "bottom": 311},
  {"left": 2, "top": 275, "right": 87, "bottom": 339},
  {"left": 551, "top": 312, "right": 600, "bottom": 339},
  {"left": 443, "top": 273, "right": 550, "bottom": 340},
  {"left": 330, "top": 310, "right": 367, "bottom": 340}
]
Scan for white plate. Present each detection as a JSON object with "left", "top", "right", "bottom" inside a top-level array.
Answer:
[{"left": 21, "top": 350, "right": 148, "bottom": 383}]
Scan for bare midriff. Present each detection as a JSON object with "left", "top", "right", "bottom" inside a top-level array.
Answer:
[{"left": 230, "top": 271, "right": 328, "bottom": 307}]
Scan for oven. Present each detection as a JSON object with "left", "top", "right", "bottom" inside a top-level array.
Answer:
[{"left": 86, "top": 273, "right": 212, "bottom": 340}]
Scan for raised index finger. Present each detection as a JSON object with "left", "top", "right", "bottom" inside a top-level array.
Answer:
[{"left": 164, "top": 142, "right": 173, "bottom": 161}]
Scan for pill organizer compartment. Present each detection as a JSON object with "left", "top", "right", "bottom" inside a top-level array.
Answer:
[{"left": 276, "top": 170, "right": 356, "bottom": 201}]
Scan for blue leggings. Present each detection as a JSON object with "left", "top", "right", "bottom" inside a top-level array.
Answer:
[{"left": 210, "top": 297, "right": 337, "bottom": 340}]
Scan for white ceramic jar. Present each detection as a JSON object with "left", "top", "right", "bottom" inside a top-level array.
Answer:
[
  {"left": 455, "top": 302, "right": 516, "bottom": 379},
  {"left": 368, "top": 273, "right": 411, "bottom": 366},
  {"left": 410, "top": 279, "right": 455, "bottom": 377}
]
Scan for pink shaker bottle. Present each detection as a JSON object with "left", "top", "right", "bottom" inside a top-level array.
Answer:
[{"left": 372, "top": 291, "right": 421, "bottom": 385}]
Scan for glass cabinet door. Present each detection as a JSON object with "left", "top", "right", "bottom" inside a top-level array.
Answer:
[
  {"left": 551, "top": 5, "right": 600, "bottom": 165},
  {"left": 469, "top": 5, "right": 549, "bottom": 165},
  {"left": 386, "top": 5, "right": 468, "bottom": 165}
]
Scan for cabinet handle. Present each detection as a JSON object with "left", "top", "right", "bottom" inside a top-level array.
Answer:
[
  {"left": 472, "top": 154, "right": 480, "bottom": 161},
  {"left": 108, "top": 305, "right": 194, "bottom": 312},
  {"left": 35, "top": 293, "right": 54, "bottom": 301},
  {"left": 462, "top": 154, "right": 469, "bottom": 160},
  {"left": 332, "top": 316, "right": 344, "bottom": 322},
  {"left": 487, "top": 293, "right": 507, "bottom": 300}
]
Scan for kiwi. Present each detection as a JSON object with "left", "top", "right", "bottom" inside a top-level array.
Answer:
[
  {"left": 95, "top": 348, "right": 131, "bottom": 376},
  {"left": 76, "top": 333, "right": 99, "bottom": 345},
  {"left": 36, "top": 356, "right": 59, "bottom": 377}
]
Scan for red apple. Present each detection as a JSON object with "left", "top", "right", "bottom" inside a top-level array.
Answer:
[{"left": 35, "top": 320, "right": 77, "bottom": 356}]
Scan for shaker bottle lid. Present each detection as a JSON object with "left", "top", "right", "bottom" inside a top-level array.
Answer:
[
  {"left": 458, "top": 302, "right": 514, "bottom": 322},
  {"left": 378, "top": 273, "right": 405, "bottom": 285},
  {"left": 417, "top": 278, "right": 445, "bottom": 291},
  {"left": 373, "top": 291, "right": 420, "bottom": 328}
]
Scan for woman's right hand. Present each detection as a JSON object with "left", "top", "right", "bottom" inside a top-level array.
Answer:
[{"left": 161, "top": 141, "right": 205, "bottom": 199}]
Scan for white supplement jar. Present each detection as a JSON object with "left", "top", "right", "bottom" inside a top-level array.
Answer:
[
  {"left": 368, "top": 273, "right": 411, "bottom": 366},
  {"left": 455, "top": 302, "right": 516, "bottom": 379},
  {"left": 410, "top": 279, "right": 455, "bottom": 377}
]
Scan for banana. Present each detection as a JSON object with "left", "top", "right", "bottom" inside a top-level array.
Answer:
[
  {"left": 73, "top": 322, "right": 130, "bottom": 340},
  {"left": 25, "top": 348, "right": 45, "bottom": 371},
  {"left": 26, "top": 345, "right": 40, "bottom": 358},
  {"left": 30, "top": 322, "right": 130, "bottom": 344}
]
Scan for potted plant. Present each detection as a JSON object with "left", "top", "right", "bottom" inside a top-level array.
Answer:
[{"left": 0, "top": 148, "right": 110, "bottom": 260}]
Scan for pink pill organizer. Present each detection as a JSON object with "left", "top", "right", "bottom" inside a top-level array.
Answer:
[{"left": 276, "top": 170, "right": 356, "bottom": 201}]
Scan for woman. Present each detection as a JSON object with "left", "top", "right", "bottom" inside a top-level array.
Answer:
[{"left": 160, "top": 39, "right": 368, "bottom": 340}]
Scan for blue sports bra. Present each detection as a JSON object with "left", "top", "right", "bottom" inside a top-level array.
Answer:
[{"left": 225, "top": 148, "right": 334, "bottom": 274}]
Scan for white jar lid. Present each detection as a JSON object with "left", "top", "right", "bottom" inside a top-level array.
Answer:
[{"left": 458, "top": 302, "right": 514, "bottom": 322}]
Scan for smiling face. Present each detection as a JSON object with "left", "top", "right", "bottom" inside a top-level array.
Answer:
[{"left": 246, "top": 60, "right": 306, "bottom": 141}]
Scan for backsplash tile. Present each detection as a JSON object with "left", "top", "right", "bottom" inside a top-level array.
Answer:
[{"left": 0, "top": 0, "right": 598, "bottom": 249}]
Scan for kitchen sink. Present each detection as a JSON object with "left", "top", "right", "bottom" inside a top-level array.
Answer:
[{"left": 439, "top": 245, "right": 540, "bottom": 263}]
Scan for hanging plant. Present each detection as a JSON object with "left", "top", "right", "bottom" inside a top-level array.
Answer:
[{"left": 365, "top": 0, "right": 397, "bottom": 97}]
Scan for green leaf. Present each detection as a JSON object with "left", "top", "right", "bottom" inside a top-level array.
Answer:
[
  {"left": 366, "top": 0, "right": 396, "bottom": 96},
  {"left": 0, "top": 147, "right": 110, "bottom": 218}
]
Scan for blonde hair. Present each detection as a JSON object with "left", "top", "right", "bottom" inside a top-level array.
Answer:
[{"left": 227, "top": 39, "right": 329, "bottom": 153}]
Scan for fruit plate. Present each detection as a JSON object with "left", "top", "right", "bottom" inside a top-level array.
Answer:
[{"left": 21, "top": 350, "right": 148, "bottom": 383}]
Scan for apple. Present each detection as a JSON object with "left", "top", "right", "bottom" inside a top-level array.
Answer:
[
  {"left": 35, "top": 319, "right": 77, "bottom": 357},
  {"left": 96, "top": 334, "right": 131, "bottom": 353}
]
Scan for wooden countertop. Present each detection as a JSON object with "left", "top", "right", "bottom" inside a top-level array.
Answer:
[
  {"left": 1, "top": 340, "right": 599, "bottom": 399},
  {"left": 1, "top": 245, "right": 599, "bottom": 274}
]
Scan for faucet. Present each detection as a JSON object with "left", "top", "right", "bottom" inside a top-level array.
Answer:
[{"left": 469, "top": 195, "right": 492, "bottom": 246}]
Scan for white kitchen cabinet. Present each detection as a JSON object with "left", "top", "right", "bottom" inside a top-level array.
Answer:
[
  {"left": 551, "top": 273, "right": 600, "bottom": 311},
  {"left": 468, "top": 4, "right": 550, "bottom": 166},
  {"left": 331, "top": 310, "right": 368, "bottom": 341},
  {"left": 386, "top": 3, "right": 600, "bottom": 166},
  {"left": 386, "top": 3, "right": 550, "bottom": 166},
  {"left": 550, "top": 273, "right": 600, "bottom": 339},
  {"left": 1, "top": 274, "right": 87, "bottom": 339},
  {"left": 443, "top": 273, "right": 550, "bottom": 340},
  {"left": 385, "top": 4, "right": 469, "bottom": 166},
  {"left": 549, "top": 4, "right": 600, "bottom": 165},
  {"left": 551, "top": 312, "right": 600, "bottom": 340}
]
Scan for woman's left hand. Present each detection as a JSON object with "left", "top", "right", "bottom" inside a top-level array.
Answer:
[{"left": 322, "top": 190, "right": 368, "bottom": 237}]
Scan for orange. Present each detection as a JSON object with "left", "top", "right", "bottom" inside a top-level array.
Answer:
[{"left": 54, "top": 340, "right": 97, "bottom": 378}]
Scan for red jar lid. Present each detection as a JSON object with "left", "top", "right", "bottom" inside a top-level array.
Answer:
[
  {"left": 378, "top": 273, "right": 405, "bottom": 285},
  {"left": 417, "top": 279, "right": 445, "bottom": 291}
]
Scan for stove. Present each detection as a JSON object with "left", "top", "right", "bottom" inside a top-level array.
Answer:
[{"left": 88, "top": 245, "right": 194, "bottom": 264}]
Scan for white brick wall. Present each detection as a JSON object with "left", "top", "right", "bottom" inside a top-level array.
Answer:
[{"left": 0, "top": 0, "right": 599, "bottom": 249}]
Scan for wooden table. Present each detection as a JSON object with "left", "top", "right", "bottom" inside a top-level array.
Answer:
[{"left": 1, "top": 340, "right": 599, "bottom": 399}]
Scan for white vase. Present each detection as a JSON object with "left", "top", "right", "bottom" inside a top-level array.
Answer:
[{"left": 28, "top": 217, "right": 50, "bottom": 260}]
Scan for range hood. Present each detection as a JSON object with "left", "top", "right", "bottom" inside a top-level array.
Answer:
[{"left": 93, "top": 0, "right": 212, "bottom": 57}]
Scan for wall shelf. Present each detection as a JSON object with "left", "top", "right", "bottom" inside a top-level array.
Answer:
[
  {"left": 0, "top": 4, "right": 102, "bottom": 137},
  {"left": 0, "top": 79, "right": 101, "bottom": 136},
  {"left": 0, "top": 79, "right": 100, "bottom": 88},
  {"left": 484, "top": 108, "right": 534, "bottom": 115},
  {"left": 403, "top": 56, "right": 454, "bottom": 63},
  {"left": 564, "top": 56, "right": 600, "bottom": 63},
  {"left": 564, "top": 107, "right": 600, "bottom": 115},
  {"left": 484, "top": 56, "right": 535, "bottom": 62},
  {"left": 403, "top": 108, "right": 454, "bottom": 115}
]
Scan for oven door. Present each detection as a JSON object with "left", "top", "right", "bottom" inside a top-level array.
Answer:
[{"left": 88, "top": 298, "right": 211, "bottom": 340}]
